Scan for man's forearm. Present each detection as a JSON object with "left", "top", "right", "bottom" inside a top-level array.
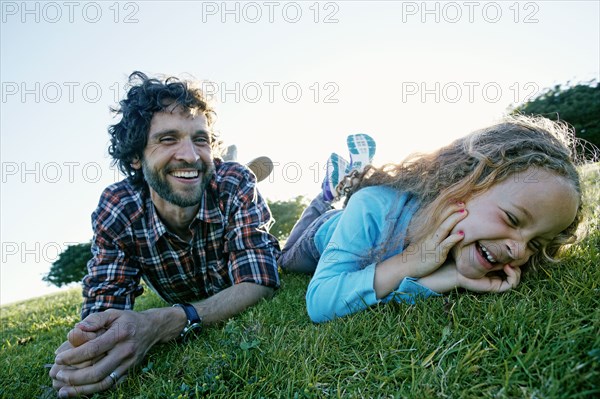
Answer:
[
  {"left": 195, "top": 282, "right": 274, "bottom": 325},
  {"left": 145, "top": 282, "right": 274, "bottom": 344}
]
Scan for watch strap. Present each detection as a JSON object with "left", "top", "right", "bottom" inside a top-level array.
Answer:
[{"left": 172, "top": 303, "right": 202, "bottom": 341}]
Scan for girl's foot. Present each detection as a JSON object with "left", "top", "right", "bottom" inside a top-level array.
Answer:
[
  {"left": 346, "top": 133, "right": 376, "bottom": 173},
  {"left": 322, "top": 153, "right": 349, "bottom": 202}
]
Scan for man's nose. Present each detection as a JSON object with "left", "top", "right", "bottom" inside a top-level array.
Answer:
[{"left": 175, "top": 138, "right": 200, "bottom": 163}]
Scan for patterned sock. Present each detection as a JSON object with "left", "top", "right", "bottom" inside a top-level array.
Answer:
[
  {"left": 322, "top": 153, "right": 349, "bottom": 202},
  {"left": 346, "top": 134, "right": 376, "bottom": 173}
]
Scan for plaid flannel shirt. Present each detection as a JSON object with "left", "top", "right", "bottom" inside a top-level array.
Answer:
[{"left": 81, "top": 160, "right": 280, "bottom": 319}]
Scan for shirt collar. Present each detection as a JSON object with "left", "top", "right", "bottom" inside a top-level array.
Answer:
[{"left": 146, "top": 196, "right": 168, "bottom": 246}]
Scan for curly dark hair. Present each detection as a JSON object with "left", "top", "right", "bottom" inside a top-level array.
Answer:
[{"left": 108, "top": 71, "right": 221, "bottom": 189}]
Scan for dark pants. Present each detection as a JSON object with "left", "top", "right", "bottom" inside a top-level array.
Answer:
[{"left": 278, "top": 193, "right": 340, "bottom": 274}]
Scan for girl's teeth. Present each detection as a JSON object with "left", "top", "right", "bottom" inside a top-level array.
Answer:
[{"left": 480, "top": 243, "right": 497, "bottom": 263}]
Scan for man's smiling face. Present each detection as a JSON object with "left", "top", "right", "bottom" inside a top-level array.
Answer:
[{"left": 135, "top": 106, "right": 215, "bottom": 209}]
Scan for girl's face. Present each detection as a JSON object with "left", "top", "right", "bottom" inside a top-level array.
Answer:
[{"left": 450, "top": 168, "right": 579, "bottom": 279}]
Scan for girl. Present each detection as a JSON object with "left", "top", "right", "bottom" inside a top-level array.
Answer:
[{"left": 279, "top": 116, "right": 585, "bottom": 323}]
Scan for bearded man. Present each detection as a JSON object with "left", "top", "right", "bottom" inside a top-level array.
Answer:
[{"left": 49, "top": 71, "right": 280, "bottom": 397}]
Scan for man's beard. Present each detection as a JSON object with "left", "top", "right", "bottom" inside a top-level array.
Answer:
[{"left": 142, "top": 159, "right": 215, "bottom": 208}]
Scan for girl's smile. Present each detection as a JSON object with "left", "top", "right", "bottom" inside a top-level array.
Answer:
[{"left": 450, "top": 168, "right": 579, "bottom": 279}]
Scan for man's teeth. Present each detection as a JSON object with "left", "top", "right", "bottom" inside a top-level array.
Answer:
[
  {"left": 171, "top": 170, "right": 199, "bottom": 178},
  {"left": 480, "top": 243, "right": 497, "bottom": 263}
]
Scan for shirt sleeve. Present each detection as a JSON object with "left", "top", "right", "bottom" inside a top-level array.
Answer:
[
  {"left": 306, "top": 189, "right": 439, "bottom": 323},
  {"left": 221, "top": 167, "right": 280, "bottom": 289},
  {"left": 382, "top": 277, "right": 442, "bottom": 305},
  {"left": 81, "top": 189, "right": 143, "bottom": 319}
]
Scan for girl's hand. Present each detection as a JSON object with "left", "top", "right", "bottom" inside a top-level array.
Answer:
[
  {"left": 400, "top": 203, "right": 467, "bottom": 278},
  {"left": 416, "top": 263, "right": 521, "bottom": 294},
  {"left": 456, "top": 264, "right": 522, "bottom": 293},
  {"left": 374, "top": 203, "right": 466, "bottom": 298}
]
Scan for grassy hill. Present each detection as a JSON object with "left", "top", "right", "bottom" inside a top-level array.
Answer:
[{"left": 1, "top": 165, "right": 598, "bottom": 399}]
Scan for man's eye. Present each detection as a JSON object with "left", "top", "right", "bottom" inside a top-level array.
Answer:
[
  {"left": 194, "top": 137, "right": 209, "bottom": 144},
  {"left": 160, "top": 137, "right": 176, "bottom": 143}
]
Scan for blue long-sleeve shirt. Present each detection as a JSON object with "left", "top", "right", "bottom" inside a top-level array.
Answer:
[{"left": 306, "top": 186, "right": 440, "bottom": 323}]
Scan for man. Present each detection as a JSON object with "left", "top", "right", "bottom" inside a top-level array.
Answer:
[{"left": 49, "top": 71, "right": 280, "bottom": 397}]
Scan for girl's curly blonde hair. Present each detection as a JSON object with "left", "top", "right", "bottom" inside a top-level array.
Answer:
[{"left": 343, "top": 115, "right": 588, "bottom": 270}]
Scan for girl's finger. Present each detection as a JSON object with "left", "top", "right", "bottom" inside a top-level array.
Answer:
[
  {"left": 498, "top": 265, "right": 521, "bottom": 292},
  {"left": 432, "top": 208, "right": 468, "bottom": 244},
  {"left": 439, "top": 231, "right": 465, "bottom": 260},
  {"left": 436, "top": 202, "right": 466, "bottom": 222},
  {"left": 506, "top": 265, "right": 521, "bottom": 288}
]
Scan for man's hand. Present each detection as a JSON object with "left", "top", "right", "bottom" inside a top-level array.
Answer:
[
  {"left": 50, "top": 327, "right": 106, "bottom": 392},
  {"left": 50, "top": 309, "right": 160, "bottom": 398},
  {"left": 49, "top": 282, "right": 273, "bottom": 397}
]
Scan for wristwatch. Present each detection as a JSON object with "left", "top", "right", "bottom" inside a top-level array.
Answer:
[{"left": 172, "top": 303, "right": 203, "bottom": 342}]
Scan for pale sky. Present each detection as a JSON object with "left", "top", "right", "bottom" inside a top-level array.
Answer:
[{"left": 1, "top": 0, "right": 599, "bottom": 305}]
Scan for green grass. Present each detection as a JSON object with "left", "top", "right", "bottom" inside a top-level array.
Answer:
[{"left": 2, "top": 165, "right": 599, "bottom": 399}]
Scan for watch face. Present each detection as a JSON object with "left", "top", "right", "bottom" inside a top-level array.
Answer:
[
  {"left": 173, "top": 303, "right": 202, "bottom": 342},
  {"left": 182, "top": 322, "right": 202, "bottom": 341},
  {"left": 187, "top": 322, "right": 202, "bottom": 332}
]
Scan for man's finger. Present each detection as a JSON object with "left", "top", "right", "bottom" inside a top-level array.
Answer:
[
  {"left": 57, "top": 376, "right": 114, "bottom": 398},
  {"left": 55, "top": 337, "right": 106, "bottom": 366},
  {"left": 52, "top": 377, "right": 68, "bottom": 390},
  {"left": 68, "top": 327, "right": 102, "bottom": 347},
  {"left": 55, "top": 340, "right": 74, "bottom": 355},
  {"left": 58, "top": 311, "right": 123, "bottom": 363},
  {"left": 76, "top": 309, "right": 122, "bottom": 332},
  {"left": 55, "top": 347, "right": 131, "bottom": 386},
  {"left": 50, "top": 362, "right": 77, "bottom": 380},
  {"left": 59, "top": 356, "right": 133, "bottom": 395},
  {"left": 57, "top": 317, "right": 132, "bottom": 366}
]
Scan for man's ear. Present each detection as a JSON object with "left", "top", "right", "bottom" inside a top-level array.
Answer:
[{"left": 131, "top": 157, "right": 141, "bottom": 170}]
